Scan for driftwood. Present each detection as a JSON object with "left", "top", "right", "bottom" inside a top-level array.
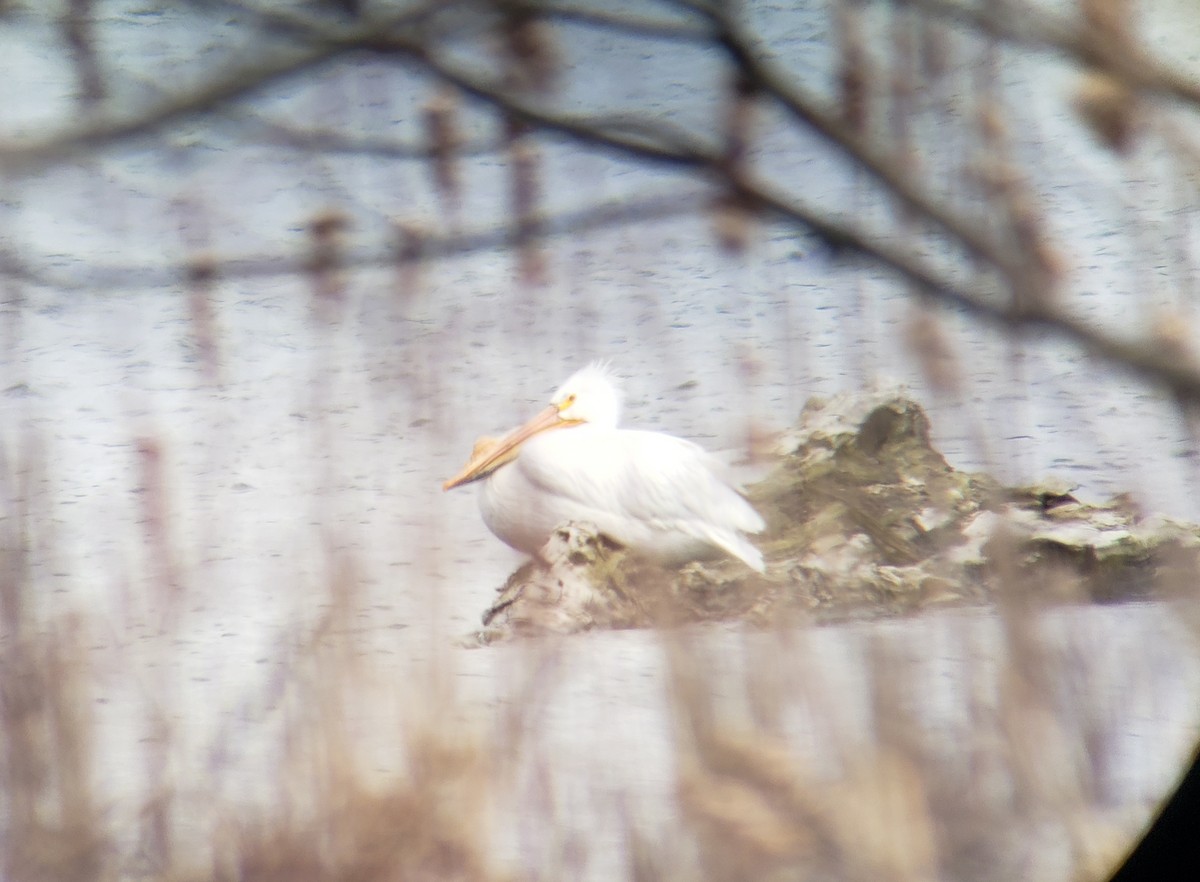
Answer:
[{"left": 470, "top": 391, "right": 1200, "bottom": 644}]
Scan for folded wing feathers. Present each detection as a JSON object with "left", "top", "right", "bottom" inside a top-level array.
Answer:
[{"left": 520, "top": 429, "right": 766, "bottom": 570}]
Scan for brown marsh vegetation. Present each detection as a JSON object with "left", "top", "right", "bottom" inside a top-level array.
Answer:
[
  {"left": 5, "top": 1, "right": 1200, "bottom": 880},
  {"left": 3, "top": 448, "right": 1198, "bottom": 881}
]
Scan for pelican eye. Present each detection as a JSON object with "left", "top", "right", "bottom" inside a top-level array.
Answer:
[{"left": 559, "top": 393, "right": 577, "bottom": 410}]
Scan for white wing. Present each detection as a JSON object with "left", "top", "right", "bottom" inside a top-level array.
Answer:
[{"left": 516, "top": 427, "right": 765, "bottom": 571}]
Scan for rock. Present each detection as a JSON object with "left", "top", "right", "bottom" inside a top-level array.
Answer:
[
  {"left": 475, "top": 523, "right": 646, "bottom": 642},
  {"left": 467, "top": 392, "right": 1200, "bottom": 644}
]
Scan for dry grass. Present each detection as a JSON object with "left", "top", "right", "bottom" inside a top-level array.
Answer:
[
  {"left": 1, "top": 438, "right": 1189, "bottom": 882},
  {"left": 4, "top": 3, "right": 1199, "bottom": 880}
]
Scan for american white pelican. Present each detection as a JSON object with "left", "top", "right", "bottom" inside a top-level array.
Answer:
[{"left": 443, "top": 363, "right": 766, "bottom": 571}]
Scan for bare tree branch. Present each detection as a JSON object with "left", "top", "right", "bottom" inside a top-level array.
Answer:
[
  {"left": 906, "top": 0, "right": 1200, "bottom": 108},
  {"left": 5, "top": 0, "right": 1200, "bottom": 412},
  {"left": 225, "top": 112, "right": 504, "bottom": 160},
  {"left": 0, "top": 190, "right": 710, "bottom": 290},
  {"left": 361, "top": 33, "right": 1018, "bottom": 319},
  {"left": 0, "top": 8, "right": 433, "bottom": 174},
  {"left": 702, "top": 3, "right": 1027, "bottom": 285},
  {"left": 522, "top": 0, "right": 717, "bottom": 43},
  {"left": 62, "top": 0, "right": 106, "bottom": 106}
]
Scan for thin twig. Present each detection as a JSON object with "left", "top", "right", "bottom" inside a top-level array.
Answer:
[
  {"left": 0, "top": 191, "right": 711, "bottom": 291},
  {"left": 226, "top": 113, "right": 504, "bottom": 159},
  {"left": 905, "top": 0, "right": 1200, "bottom": 108},
  {"left": 701, "top": 3, "right": 1025, "bottom": 285},
  {"left": 0, "top": 8, "right": 431, "bottom": 174}
]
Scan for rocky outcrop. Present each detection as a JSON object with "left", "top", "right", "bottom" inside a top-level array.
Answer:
[{"left": 470, "top": 392, "right": 1200, "bottom": 644}]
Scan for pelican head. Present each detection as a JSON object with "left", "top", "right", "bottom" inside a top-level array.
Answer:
[
  {"left": 443, "top": 362, "right": 622, "bottom": 491},
  {"left": 550, "top": 362, "right": 622, "bottom": 429}
]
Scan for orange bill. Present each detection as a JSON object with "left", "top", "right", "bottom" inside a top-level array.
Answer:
[{"left": 442, "top": 404, "right": 578, "bottom": 490}]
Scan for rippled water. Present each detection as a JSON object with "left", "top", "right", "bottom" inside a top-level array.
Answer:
[{"left": 3, "top": 3, "right": 1200, "bottom": 876}]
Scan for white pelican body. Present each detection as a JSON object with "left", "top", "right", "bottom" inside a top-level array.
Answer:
[{"left": 444, "top": 364, "right": 765, "bottom": 572}]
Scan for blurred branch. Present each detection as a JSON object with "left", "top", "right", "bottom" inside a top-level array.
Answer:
[
  {"left": 907, "top": 0, "right": 1200, "bottom": 107},
  {"left": 523, "top": 0, "right": 717, "bottom": 43},
  {"left": 227, "top": 113, "right": 504, "bottom": 159},
  {"left": 0, "top": 190, "right": 709, "bottom": 290},
  {"left": 62, "top": 0, "right": 106, "bottom": 106},
  {"left": 4, "top": 1, "right": 1200, "bottom": 407},
  {"left": 0, "top": 44, "right": 341, "bottom": 173},
  {"left": 0, "top": 1, "right": 1021, "bottom": 303},
  {"left": 379, "top": 34, "right": 1031, "bottom": 320},
  {"left": 0, "top": 7, "right": 434, "bottom": 174},
  {"left": 700, "top": 3, "right": 1023, "bottom": 283}
]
